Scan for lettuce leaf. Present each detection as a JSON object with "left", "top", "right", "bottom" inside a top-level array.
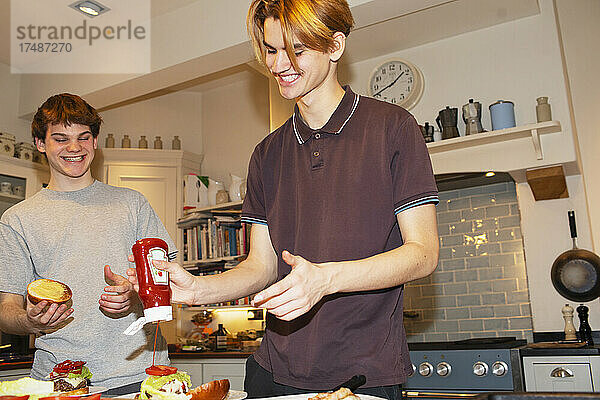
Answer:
[
  {"left": 139, "top": 372, "right": 191, "bottom": 400},
  {"left": 68, "top": 365, "right": 92, "bottom": 381}
]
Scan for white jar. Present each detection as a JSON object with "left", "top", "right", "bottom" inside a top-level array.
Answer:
[
  {"left": 0, "top": 132, "right": 16, "bottom": 157},
  {"left": 15, "top": 142, "right": 35, "bottom": 161}
]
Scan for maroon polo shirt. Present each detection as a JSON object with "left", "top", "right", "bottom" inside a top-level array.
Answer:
[{"left": 242, "top": 86, "right": 438, "bottom": 389}]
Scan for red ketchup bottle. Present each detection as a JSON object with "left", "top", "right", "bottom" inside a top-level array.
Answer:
[{"left": 132, "top": 238, "right": 173, "bottom": 322}]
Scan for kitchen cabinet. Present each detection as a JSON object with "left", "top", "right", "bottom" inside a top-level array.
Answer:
[
  {"left": 522, "top": 355, "right": 599, "bottom": 392},
  {"left": 0, "top": 368, "right": 30, "bottom": 381},
  {"left": 171, "top": 358, "right": 246, "bottom": 391},
  {"left": 96, "top": 149, "right": 203, "bottom": 263},
  {"left": 0, "top": 153, "right": 49, "bottom": 216}
]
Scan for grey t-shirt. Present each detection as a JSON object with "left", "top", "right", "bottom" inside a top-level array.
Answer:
[{"left": 0, "top": 181, "right": 177, "bottom": 389}]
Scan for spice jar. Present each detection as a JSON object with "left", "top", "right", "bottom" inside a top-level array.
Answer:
[
  {"left": 154, "top": 136, "right": 163, "bottom": 149},
  {"left": 139, "top": 135, "right": 148, "bottom": 149},
  {"left": 172, "top": 136, "right": 181, "bottom": 150},
  {"left": 121, "top": 135, "right": 131, "bottom": 148},
  {"left": 105, "top": 133, "right": 115, "bottom": 148},
  {"left": 536, "top": 96, "right": 552, "bottom": 122}
]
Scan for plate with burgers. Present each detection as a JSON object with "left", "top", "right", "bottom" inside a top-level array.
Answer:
[
  {"left": 133, "top": 365, "right": 233, "bottom": 400},
  {"left": 47, "top": 360, "right": 102, "bottom": 396}
]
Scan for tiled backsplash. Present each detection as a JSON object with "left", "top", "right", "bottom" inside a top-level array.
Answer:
[{"left": 404, "top": 181, "right": 534, "bottom": 342}]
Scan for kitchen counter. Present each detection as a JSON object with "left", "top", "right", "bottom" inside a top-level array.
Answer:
[
  {"left": 0, "top": 350, "right": 253, "bottom": 372},
  {"left": 520, "top": 344, "right": 600, "bottom": 356},
  {"left": 170, "top": 350, "right": 253, "bottom": 359}
]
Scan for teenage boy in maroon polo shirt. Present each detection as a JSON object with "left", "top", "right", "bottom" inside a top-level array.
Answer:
[{"left": 128, "top": 1, "right": 439, "bottom": 399}]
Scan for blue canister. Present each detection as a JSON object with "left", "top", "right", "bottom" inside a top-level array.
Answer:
[{"left": 489, "top": 100, "right": 516, "bottom": 131}]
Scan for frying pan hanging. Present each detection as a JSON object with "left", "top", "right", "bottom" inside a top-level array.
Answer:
[{"left": 551, "top": 211, "right": 600, "bottom": 302}]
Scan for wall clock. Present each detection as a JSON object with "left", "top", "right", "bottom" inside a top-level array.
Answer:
[{"left": 368, "top": 59, "right": 424, "bottom": 110}]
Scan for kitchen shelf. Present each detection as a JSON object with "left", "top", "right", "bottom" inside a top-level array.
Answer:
[
  {"left": 184, "top": 201, "right": 243, "bottom": 215},
  {"left": 427, "top": 121, "right": 561, "bottom": 160},
  {"left": 0, "top": 192, "right": 25, "bottom": 203},
  {"left": 183, "top": 255, "right": 245, "bottom": 270}
]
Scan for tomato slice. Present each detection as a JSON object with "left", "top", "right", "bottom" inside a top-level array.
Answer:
[
  {"left": 145, "top": 364, "right": 178, "bottom": 376},
  {"left": 84, "top": 393, "right": 101, "bottom": 400},
  {"left": 0, "top": 396, "right": 30, "bottom": 400}
]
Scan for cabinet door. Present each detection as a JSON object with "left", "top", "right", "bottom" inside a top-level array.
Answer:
[
  {"left": 106, "top": 165, "right": 178, "bottom": 242},
  {"left": 202, "top": 362, "right": 245, "bottom": 391},
  {"left": 0, "top": 368, "right": 31, "bottom": 381},
  {"left": 170, "top": 361, "right": 203, "bottom": 387},
  {"left": 523, "top": 358, "right": 593, "bottom": 392}
]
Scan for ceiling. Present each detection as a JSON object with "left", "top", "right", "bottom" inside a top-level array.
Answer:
[{"left": 0, "top": 0, "right": 201, "bottom": 66}]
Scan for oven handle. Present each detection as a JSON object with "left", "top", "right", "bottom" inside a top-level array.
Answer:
[
  {"left": 550, "top": 367, "right": 574, "bottom": 378},
  {"left": 403, "top": 391, "right": 479, "bottom": 399}
]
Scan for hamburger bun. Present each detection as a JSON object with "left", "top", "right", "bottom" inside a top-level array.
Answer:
[
  {"left": 188, "top": 379, "right": 229, "bottom": 400},
  {"left": 27, "top": 279, "right": 72, "bottom": 305}
]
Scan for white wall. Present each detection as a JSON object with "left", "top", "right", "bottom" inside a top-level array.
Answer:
[
  {"left": 99, "top": 91, "right": 203, "bottom": 155},
  {"left": 0, "top": 62, "right": 31, "bottom": 143},
  {"left": 555, "top": 0, "right": 600, "bottom": 254},
  {"left": 200, "top": 72, "right": 269, "bottom": 186}
]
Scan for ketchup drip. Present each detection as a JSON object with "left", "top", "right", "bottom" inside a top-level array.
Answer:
[{"left": 152, "top": 321, "right": 159, "bottom": 366}]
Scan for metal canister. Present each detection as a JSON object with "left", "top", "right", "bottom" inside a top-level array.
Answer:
[{"left": 489, "top": 100, "right": 516, "bottom": 131}]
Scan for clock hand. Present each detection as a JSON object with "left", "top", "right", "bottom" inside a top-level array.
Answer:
[{"left": 373, "top": 71, "right": 404, "bottom": 97}]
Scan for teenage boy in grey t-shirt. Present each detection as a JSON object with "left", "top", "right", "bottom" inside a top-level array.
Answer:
[{"left": 0, "top": 93, "right": 176, "bottom": 395}]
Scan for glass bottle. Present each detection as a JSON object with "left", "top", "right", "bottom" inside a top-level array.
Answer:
[
  {"left": 536, "top": 96, "right": 552, "bottom": 122},
  {"left": 172, "top": 136, "right": 181, "bottom": 150},
  {"left": 105, "top": 133, "right": 115, "bottom": 148},
  {"left": 215, "top": 324, "right": 228, "bottom": 351},
  {"left": 154, "top": 136, "right": 163, "bottom": 149},
  {"left": 139, "top": 135, "right": 148, "bottom": 149},
  {"left": 121, "top": 135, "right": 131, "bottom": 148}
]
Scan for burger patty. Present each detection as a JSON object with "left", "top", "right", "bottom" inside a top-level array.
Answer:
[{"left": 54, "top": 378, "right": 87, "bottom": 392}]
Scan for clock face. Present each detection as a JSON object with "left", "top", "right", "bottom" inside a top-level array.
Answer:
[{"left": 368, "top": 60, "right": 424, "bottom": 110}]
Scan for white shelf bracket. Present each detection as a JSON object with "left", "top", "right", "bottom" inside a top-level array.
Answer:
[{"left": 530, "top": 128, "right": 543, "bottom": 160}]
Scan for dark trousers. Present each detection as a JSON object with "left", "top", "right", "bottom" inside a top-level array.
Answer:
[{"left": 244, "top": 355, "right": 402, "bottom": 400}]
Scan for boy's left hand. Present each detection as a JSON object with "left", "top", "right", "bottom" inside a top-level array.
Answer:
[{"left": 99, "top": 265, "right": 138, "bottom": 314}]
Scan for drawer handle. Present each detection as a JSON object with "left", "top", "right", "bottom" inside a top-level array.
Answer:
[{"left": 550, "top": 367, "right": 574, "bottom": 378}]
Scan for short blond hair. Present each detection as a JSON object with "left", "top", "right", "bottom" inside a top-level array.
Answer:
[{"left": 247, "top": 0, "right": 354, "bottom": 71}]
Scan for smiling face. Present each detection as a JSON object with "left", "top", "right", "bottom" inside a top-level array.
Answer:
[
  {"left": 263, "top": 17, "right": 341, "bottom": 102},
  {"left": 35, "top": 123, "right": 97, "bottom": 191}
]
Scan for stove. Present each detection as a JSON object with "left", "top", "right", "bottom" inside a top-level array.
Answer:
[{"left": 404, "top": 337, "right": 526, "bottom": 398}]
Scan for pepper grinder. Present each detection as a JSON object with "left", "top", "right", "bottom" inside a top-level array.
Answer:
[
  {"left": 576, "top": 304, "right": 594, "bottom": 345},
  {"left": 562, "top": 303, "right": 577, "bottom": 341}
]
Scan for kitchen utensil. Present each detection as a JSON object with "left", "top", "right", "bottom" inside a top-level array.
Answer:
[
  {"left": 536, "top": 96, "right": 552, "bottom": 122},
  {"left": 576, "top": 304, "right": 593, "bottom": 345},
  {"left": 331, "top": 374, "right": 366, "bottom": 392},
  {"left": 462, "top": 99, "right": 485, "bottom": 135},
  {"left": 436, "top": 106, "right": 460, "bottom": 139},
  {"left": 551, "top": 211, "right": 600, "bottom": 302},
  {"left": 561, "top": 303, "right": 577, "bottom": 341},
  {"left": 420, "top": 123, "right": 434, "bottom": 143},
  {"left": 489, "top": 100, "right": 516, "bottom": 130}
]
